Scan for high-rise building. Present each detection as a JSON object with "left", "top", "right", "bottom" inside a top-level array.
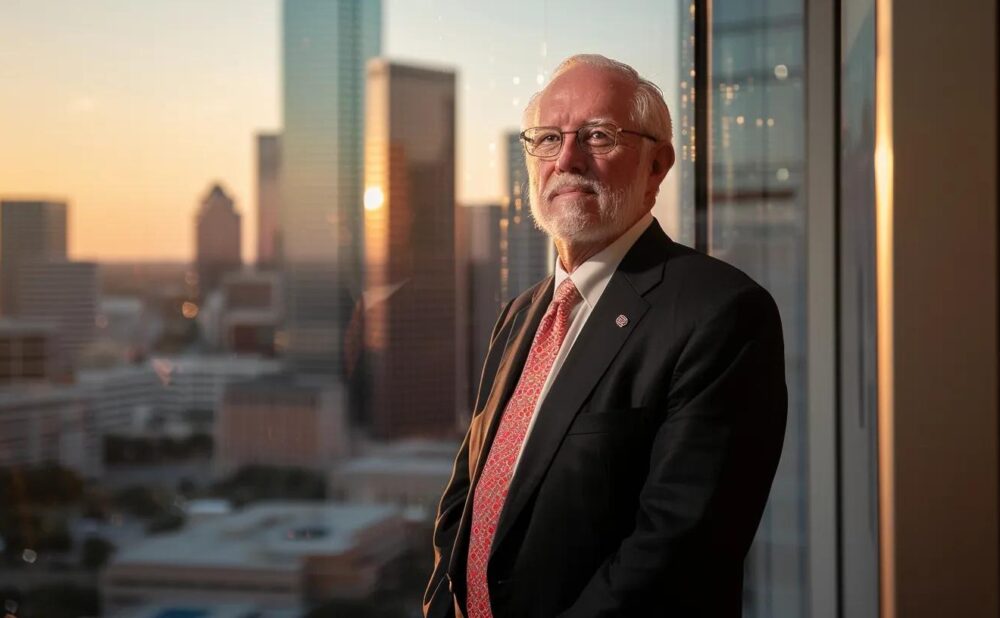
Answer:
[
  {"left": 220, "top": 269, "right": 283, "bottom": 356},
  {"left": 0, "top": 319, "right": 58, "bottom": 384},
  {"left": 456, "top": 204, "right": 503, "bottom": 414},
  {"left": 194, "top": 183, "right": 242, "bottom": 299},
  {"left": 363, "top": 60, "right": 457, "bottom": 439},
  {"left": 0, "top": 199, "right": 67, "bottom": 317},
  {"left": 256, "top": 132, "right": 282, "bottom": 270},
  {"left": 676, "top": 0, "right": 697, "bottom": 246},
  {"left": 500, "top": 131, "right": 551, "bottom": 302},
  {"left": 280, "top": 0, "right": 382, "bottom": 377},
  {"left": 17, "top": 260, "right": 99, "bottom": 374}
]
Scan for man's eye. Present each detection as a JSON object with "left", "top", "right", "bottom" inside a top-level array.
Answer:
[
  {"left": 585, "top": 129, "right": 612, "bottom": 143},
  {"left": 538, "top": 133, "right": 561, "bottom": 143}
]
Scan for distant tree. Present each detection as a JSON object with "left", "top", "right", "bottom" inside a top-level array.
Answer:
[
  {"left": 103, "top": 435, "right": 144, "bottom": 464},
  {"left": 80, "top": 537, "right": 115, "bottom": 569},
  {"left": 186, "top": 433, "right": 214, "bottom": 456},
  {"left": 112, "top": 486, "right": 170, "bottom": 519},
  {"left": 211, "top": 465, "right": 326, "bottom": 505},
  {"left": 145, "top": 512, "right": 185, "bottom": 535},
  {"left": 177, "top": 477, "right": 197, "bottom": 497},
  {"left": 0, "top": 465, "right": 84, "bottom": 507},
  {"left": 0, "top": 511, "right": 72, "bottom": 559},
  {"left": 105, "top": 433, "right": 214, "bottom": 465},
  {"left": 80, "top": 488, "right": 111, "bottom": 521},
  {"left": 36, "top": 515, "right": 72, "bottom": 552},
  {"left": 22, "top": 584, "right": 99, "bottom": 618},
  {"left": 304, "top": 599, "right": 378, "bottom": 618}
]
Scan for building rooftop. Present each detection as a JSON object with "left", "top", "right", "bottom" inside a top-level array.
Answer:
[
  {"left": 108, "top": 501, "right": 400, "bottom": 572},
  {"left": 153, "top": 355, "right": 284, "bottom": 372},
  {"left": 0, "top": 317, "right": 57, "bottom": 334},
  {"left": 337, "top": 456, "right": 454, "bottom": 477},
  {"left": 117, "top": 603, "right": 299, "bottom": 618},
  {"left": 77, "top": 362, "right": 156, "bottom": 382},
  {"left": 363, "top": 437, "right": 460, "bottom": 459},
  {"left": 0, "top": 382, "right": 85, "bottom": 406},
  {"left": 224, "top": 371, "right": 344, "bottom": 396}
]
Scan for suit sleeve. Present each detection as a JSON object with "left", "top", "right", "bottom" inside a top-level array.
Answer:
[
  {"left": 558, "top": 285, "right": 788, "bottom": 617},
  {"left": 423, "top": 299, "right": 515, "bottom": 618}
]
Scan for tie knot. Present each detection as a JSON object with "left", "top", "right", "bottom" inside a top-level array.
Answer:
[{"left": 553, "top": 278, "right": 582, "bottom": 310}]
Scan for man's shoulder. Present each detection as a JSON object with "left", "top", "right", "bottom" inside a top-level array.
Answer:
[{"left": 656, "top": 240, "right": 777, "bottom": 320}]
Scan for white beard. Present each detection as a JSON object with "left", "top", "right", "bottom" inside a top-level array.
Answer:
[{"left": 528, "top": 165, "right": 646, "bottom": 245}]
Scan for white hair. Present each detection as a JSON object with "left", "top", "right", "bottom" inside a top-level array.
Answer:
[{"left": 521, "top": 54, "right": 673, "bottom": 144}]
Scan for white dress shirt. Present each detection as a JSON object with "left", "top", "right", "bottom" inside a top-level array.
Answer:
[{"left": 509, "top": 212, "right": 655, "bottom": 477}]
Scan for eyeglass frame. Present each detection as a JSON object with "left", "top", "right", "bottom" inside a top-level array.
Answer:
[{"left": 519, "top": 121, "right": 661, "bottom": 160}]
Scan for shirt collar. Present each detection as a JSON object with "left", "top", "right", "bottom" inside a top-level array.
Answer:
[{"left": 553, "top": 212, "right": 655, "bottom": 310}]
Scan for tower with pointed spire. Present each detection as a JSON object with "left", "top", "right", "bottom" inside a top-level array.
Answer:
[{"left": 195, "top": 183, "right": 242, "bottom": 300}]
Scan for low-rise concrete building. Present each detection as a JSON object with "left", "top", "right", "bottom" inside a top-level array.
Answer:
[
  {"left": 216, "top": 374, "right": 350, "bottom": 475},
  {"left": 0, "top": 383, "right": 98, "bottom": 476},
  {"left": 101, "top": 501, "right": 406, "bottom": 615},
  {"left": 329, "top": 439, "right": 459, "bottom": 523}
]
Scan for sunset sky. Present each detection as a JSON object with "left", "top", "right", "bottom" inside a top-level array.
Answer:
[{"left": 0, "top": 0, "right": 680, "bottom": 262}]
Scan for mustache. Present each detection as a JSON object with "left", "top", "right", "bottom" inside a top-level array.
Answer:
[{"left": 543, "top": 175, "right": 605, "bottom": 201}]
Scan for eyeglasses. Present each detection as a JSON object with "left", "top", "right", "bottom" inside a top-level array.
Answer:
[{"left": 519, "top": 122, "right": 660, "bottom": 159}]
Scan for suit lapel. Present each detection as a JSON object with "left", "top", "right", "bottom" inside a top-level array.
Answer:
[
  {"left": 489, "top": 222, "right": 670, "bottom": 558},
  {"left": 447, "top": 277, "right": 553, "bottom": 584},
  {"left": 470, "top": 277, "right": 553, "bottom": 486}
]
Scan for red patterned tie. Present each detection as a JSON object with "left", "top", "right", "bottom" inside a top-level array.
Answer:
[{"left": 465, "top": 278, "right": 583, "bottom": 617}]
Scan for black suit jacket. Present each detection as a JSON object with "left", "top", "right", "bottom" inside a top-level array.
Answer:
[{"left": 424, "top": 220, "right": 787, "bottom": 617}]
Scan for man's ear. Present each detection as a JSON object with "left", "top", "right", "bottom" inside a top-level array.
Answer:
[
  {"left": 650, "top": 142, "right": 675, "bottom": 179},
  {"left": 644, "top": 142, "right": 675, "bottom": 208}
]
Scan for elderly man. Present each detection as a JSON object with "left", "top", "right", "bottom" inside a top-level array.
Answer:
[{"left": 424, "top": 54, "right": 787, "bottom": 618}]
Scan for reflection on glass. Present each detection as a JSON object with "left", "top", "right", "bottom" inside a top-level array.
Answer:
[
  {"left": 0, "top": 0, "right": 691, "bottom": 615},
  {"left": 706, "top": 1, "right": 808, "bottom": 616},
  {"left": 841, "top": 0, "right": 880, "bottom": 614}
]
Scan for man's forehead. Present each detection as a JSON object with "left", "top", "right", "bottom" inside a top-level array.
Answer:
[{"left": 536, "top": 66, "right": 634, "bottom": 123}]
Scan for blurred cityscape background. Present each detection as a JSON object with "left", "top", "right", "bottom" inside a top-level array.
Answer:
[{"left": 6, "top": 0, "right": 979, "bottom": 616}]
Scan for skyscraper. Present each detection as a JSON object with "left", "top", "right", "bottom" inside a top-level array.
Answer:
[
  {"left": 281, "top": 0, "right": 382, "bottom": 376},
  {"left": 500, "top": 131, "right": 551, "bottom": 302},
  {"left": 0, "top": 199, "right": 67, "bottom": 317},
  {"left": 256, "top": 132, "right": 282, "bottom": 270},
  {"left": 456, "top": 203, "right": 503, "bottom": 414},
  {"left": 363, "top": 60, "right": 457, "bottom": 439},
  {"left": 194, "top": 183, "right": 242, "bottom": 299},
  {"left": 16, "top": 260, "right": 99, "bottom": 374},
  {"left": 0, "top": 319, "right": 57, "bottom": 384}
]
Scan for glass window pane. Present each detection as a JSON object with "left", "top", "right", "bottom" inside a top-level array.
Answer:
[
  {"left": 0, "top": 1, "right": 693, "bottom": 615},
  {"left": 707, "top": 0, "right": 809, "bottom": 616},
  {"left": 840, "top": 0, "right": 880, "bottom": 614}
]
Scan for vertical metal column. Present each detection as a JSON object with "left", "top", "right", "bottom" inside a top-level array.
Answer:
[{"left": 693, "top": 0, "right": 711, "bottom": 253}]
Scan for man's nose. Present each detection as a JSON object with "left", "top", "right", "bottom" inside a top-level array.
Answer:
[{"left": 555, "top": 133, "right": 589, "bottom": 175}]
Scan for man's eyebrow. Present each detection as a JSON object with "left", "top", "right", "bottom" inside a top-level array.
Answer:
[{"left": 530, "top": 118, "right": 615, "bottom": 129}]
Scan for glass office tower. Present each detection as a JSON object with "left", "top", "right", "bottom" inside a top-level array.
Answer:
[
  {"left": 363, "top": 60, "right": 458, "bottom": 439},
  {"left": 280, "top": 0, "right": 382, "bottom": 377}
]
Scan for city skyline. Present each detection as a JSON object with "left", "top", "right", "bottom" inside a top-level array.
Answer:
[{"left": 0, "top": 0, "right": 680, "bottom": 262}]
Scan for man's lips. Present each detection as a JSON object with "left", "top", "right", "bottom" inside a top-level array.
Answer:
[{"left": 551, "top": 186, "right": 597, "bottom": 198}]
